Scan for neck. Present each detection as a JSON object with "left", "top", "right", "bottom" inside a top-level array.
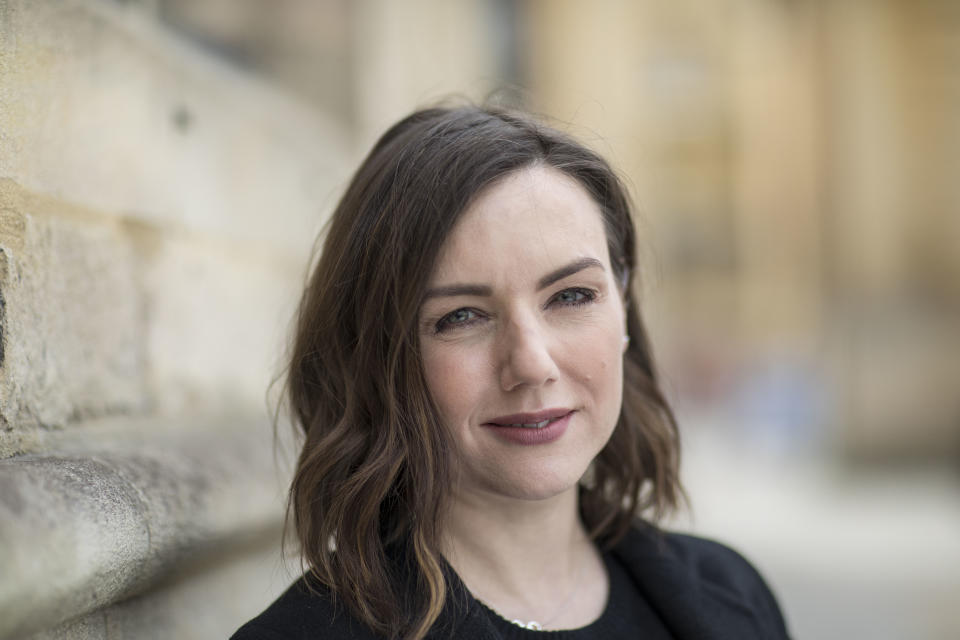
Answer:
[{"left": 440, "top": 485, "right": 596, "bottom": 622}]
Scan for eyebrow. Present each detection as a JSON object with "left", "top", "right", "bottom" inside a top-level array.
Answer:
[
  {"left": 422, "top": 257, "right": 604, "bottom": 300},
  {"left": 422, "top": 283, "right": 492, "bottom": 300},
  {"left": 537, "top": 257, "right": 604, "bottom": 290}
]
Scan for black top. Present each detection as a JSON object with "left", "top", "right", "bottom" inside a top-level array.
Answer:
[
  {"left": 231, "top": 527, "right": 791, "bottom": 640},
  {"left": 479, "top": 551, "right": 674, "bottom": 640}
]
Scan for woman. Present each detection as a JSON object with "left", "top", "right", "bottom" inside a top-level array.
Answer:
[{"left": 232, "top": 105, "right": 790, "bottom": 639}]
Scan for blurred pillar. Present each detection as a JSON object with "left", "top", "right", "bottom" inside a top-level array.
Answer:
[
  {"left": 823, "top": 0, "right": 960, "bottom": 461},
  {"left": 351, "top": 0, "right": 502, "bottom": 149},
  {"left": 729, "top": 0, "right": 824, "bottom": 355}
]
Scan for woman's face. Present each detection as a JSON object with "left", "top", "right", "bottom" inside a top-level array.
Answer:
[{"left": 419, "top": 166, "right": 627, "bottom": 503}]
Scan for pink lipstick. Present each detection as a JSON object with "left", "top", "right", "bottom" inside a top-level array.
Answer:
[{"left": 483, "top": 409, "right": 574, "bottom": 445}]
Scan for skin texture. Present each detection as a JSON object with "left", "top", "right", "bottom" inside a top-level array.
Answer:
[{"left": 419, "top": 165, "right": 626, "bottom": 628}]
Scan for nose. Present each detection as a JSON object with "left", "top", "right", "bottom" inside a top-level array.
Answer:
[{"left": 497, "top": 315, "right": 560, "bottom": 391}]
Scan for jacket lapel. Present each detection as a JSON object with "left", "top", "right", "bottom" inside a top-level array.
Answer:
[{"left": 612, "top": 527, "right": 764, "bottom": 640}]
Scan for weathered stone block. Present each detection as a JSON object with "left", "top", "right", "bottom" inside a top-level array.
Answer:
[
  {"left": 138, "top": 230, "right": 302, "bottom": 418},
  {"left": 0, "top": 184, "right": 145, "bottom": 455},
  {"left": 0, "top": 0, "right": 350, "bottom": 258}
]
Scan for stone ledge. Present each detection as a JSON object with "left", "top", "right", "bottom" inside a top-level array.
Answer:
[
  {"left": 0, "top": 414, "right": 290, "bottom": 639},
  {"left": 22, "top": 528, "right": 293, "bottom": 640}
]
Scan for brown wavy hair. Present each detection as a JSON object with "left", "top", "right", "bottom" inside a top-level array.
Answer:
[{"left": 284, "top": 104, "right": 682, "bottom": 639}]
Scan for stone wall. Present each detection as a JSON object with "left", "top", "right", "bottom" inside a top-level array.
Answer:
[{"left": 0, "top": 0, "right": 350, "bottom": 636}]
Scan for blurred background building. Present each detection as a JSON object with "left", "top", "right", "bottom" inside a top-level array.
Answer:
[{"left": 1, "top": 0, "right": 958, "bottom": 638}]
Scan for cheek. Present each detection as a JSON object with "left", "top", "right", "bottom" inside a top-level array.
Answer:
[
  {"left": 421, "top": 344, "right": 478, "bottom": 425},
  {"left": 566, "top": 322, "right": 624, "bottom": 414}
]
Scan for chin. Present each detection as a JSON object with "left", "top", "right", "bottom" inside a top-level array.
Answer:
[{"left": 484, "top": 467, "right": 586, "bottom": 502}]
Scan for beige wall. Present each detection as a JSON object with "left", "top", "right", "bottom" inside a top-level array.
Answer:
[{"left": 1, "top": 0, "right": 343, "bottom": 636}]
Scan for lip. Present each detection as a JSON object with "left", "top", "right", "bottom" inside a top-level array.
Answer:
[
  {"left": 485, "top": 408, "right": 573, "bottom": 427},
  {"left": 482, "top": 409, "right": 575, "bottom": 446}
]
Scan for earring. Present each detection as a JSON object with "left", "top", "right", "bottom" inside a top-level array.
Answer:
[{"left": 622, "top": 335, "right": 630, "bottom": 348}]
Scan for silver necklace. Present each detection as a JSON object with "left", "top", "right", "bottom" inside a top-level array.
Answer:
[{"left": 505, "top": 557, "right": 586, "bottom": 631}]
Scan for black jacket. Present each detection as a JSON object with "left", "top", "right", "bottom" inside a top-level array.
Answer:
[{"left": 231, "top": 527, "right": 790, "bottom": 639}]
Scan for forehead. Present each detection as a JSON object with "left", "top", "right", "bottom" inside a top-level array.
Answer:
[{"left": 430, "top": 166, "right": 611, "bottom": 282}]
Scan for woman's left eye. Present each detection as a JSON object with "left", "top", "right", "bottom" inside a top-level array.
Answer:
[{"left": 550, "top": 288, "right": 595, "bottom": 307}]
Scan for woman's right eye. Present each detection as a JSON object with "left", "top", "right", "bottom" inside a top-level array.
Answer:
[{"left": 435, "top": 308, "right": 481, "bottom": 333}]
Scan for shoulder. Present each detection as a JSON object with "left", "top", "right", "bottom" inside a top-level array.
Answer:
[
  {"left": 661, "top": 531, "right": 778, "bottom": 597},
  {"left": 613, "top": 526, "right": 791, "bottom": 639},
  {"left": 230, "top": 575, "right": 379, "bottom": 640}
]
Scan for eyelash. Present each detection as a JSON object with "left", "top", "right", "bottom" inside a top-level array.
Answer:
[{"left": 432, "top": 287, "right": 598, "bottom": 334}]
